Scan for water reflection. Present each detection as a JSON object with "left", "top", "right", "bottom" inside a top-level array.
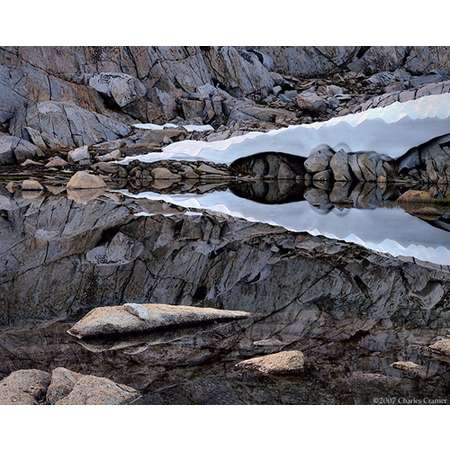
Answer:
[{"left": 122, "top": 181, "right": 450, "bottom": 266}]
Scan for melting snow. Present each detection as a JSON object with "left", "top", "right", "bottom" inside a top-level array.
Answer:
[{"left": 123, "top": 94, "right": 450, "bottom": 165}]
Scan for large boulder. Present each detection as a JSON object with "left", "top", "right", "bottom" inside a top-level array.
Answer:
[
  {"left": 68, "top": 303, "right": 252, "bottom": 339},
  {"left": 67, "top": 171, "right": 107, "bottom": 189},
  {"left": 0, "top": 369, "right": 50, "bottom": 405},
  {"left": 10, "top": 101, "right": 131, "bottom": 149},
  {"left": 87, "top": 72, "right": 147, "bottom": 108},
  {"left": 0, "top": 134, "right": 39, "bottom": 165},
  {"left": 56, "top": 374, "right": 140, "bottom": 405},
  {"left": 304, "top": 145, "right": 334, "bottom": 173}
]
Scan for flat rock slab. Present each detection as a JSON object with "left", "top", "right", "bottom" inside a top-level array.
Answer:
[
  {"left": 68, "top": 303, "right": 252, "bottom": 339},
  {"left": 236, "top": 350, "right": 305, "bottom": 375}
]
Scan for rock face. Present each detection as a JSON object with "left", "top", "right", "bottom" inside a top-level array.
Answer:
[
  {"left": 68, "top": 303, "right": 252, "bottom": 338},
  {"left": 10, "top": 101, "right": 131, "bottom": 150},
  {"left": 67, "top": 171, "right": 107, "bottom": 189},
  {"left": 0, "top": 369, "right": 50, "bottom": 405},
  {"left": 236, "top": 350, "right": 305, "bottom": 375}
]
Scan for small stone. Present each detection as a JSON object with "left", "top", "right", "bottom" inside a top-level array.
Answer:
[
  {"left": 236, "top": 350, "right": 305, "bottom": 375},
  {"left": 304, "top": 145, "right": 334, "bottom": 173},
  {"left": 5, "top": 181, "right": 18, "bottom": 193},
  {"left": 68, "top": 145, "right": 91, "bottom": 164},
  {"left": 296, "top": 91, "right": 327, "bottom": 114},
  {"left": 45, "top": 156, "right": 68, "bottom": 168},
  {"left": 21, "top": 159, "right": 43, "bottom": 167},
  {"left": 67, "top": 171, "right": 107, "bottom": 190},
  {"left": 21, "top": 179, "right": 44, "bottom": 191}
]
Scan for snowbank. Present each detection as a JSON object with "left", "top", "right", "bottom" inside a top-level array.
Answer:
[
  {"left": 122, "top": 94, "right": 450, "bottom": 165},
  {"left": 132, "top": 123, "right": 214, "bottom": 132}
]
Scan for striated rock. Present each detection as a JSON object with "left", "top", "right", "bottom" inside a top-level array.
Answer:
[
  {"left": 67, "top": 171, "right": 107, "bottom": 189},
  {"left": 304, "top": 145, "right": 334, "bottom": 173},
  {"left": 21, "top": 179, "right": 44, "bottom": 191},
  {"left": 330, "top": 149, "right": 352, "bottom": 181},
  {"left": 0, "top": 369, "right": 50, "bottom": 405},
  {"left": 0, "top": 134, "right": 38, "bottom": 165},
  {"left": 68, "top": 303, "right": 252, "bottom": 339},
  {"left": 87, "top": 72, "right": 147, "bottom": 108},
  {"left": 236, "top": 350, "right": 304, "bottom": 375},
  {"left": 391, "top": 361, "right": 427, "bottom": 379},
  {"left": 10, "top": 101, "right": 131, "bottom": 150},
  {"left": 46, "top": 367, "right": 83, "bottom": 404}
]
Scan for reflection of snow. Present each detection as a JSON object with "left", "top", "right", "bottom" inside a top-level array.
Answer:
[
  {"left": 123, "top": 189, "right": 450, "bottom": 266},
  {"left": 122, "top": 94, "right": 450, "bottom": 165}
]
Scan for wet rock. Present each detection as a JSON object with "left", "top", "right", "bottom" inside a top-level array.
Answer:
[
  {"left": 56, "top": 374, "right": 140, "bottom": 405},
  {"left": 330, "top": 150, "right": 352, "bottom": 181},
  {"left": 68, "top": 303, "right": 252, "bottom": 339},
  {"left": 67, "top": 171, "right": 107, "bottom": 189},
  {"left": 397, "top": 190, "right": 434, "bottom": 203},
  {"left": 296, "top": 90, "right": 328, "bottom": 114},
  {"left": 87, "top": 72, "right": 147, "bottom": 108},
  {"left": 0, "top": 369, "right": 50, "bottom": 405},
  {"left": 46, "top": 367, "right": 83, "bottom": 404},
  {"left": 45, "top": 156, "right": 68, "bottom": 168},
  {"left": 236, "top": 350, "right": 304, "bottom": 375},
  {"left": 21, "top": 179, "right": 44, "bottom": 191},
  {"left": 68, "top": 145, "right": 91, "bottom": 164},
  {"left": 391, "top": 361, "right": 428, "bottom": 379},
  {"left": 304, "top": 145, "right": 334, "bottom": 173}
]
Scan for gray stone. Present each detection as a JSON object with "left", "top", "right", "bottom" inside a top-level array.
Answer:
[
  {"left": 68, "top": 145, "right": 91, "bottom": 163},
  {"left": 330, "top": 149, "right": 352, "bottom": 181},
  {"left": 304, "top": 145, "right": 334, "bottom": 173},
  {"left": 88, "top": 72, "right": 147, "bottom": 108},
  {"left": 0, "top": 134, "right": 38, "bottom": 165},
  {"left": 296, "top": 91, "right": 328, "bottom": 114},
  {"left": 0, "top": 369, "right": 50, "bottom": 405}
]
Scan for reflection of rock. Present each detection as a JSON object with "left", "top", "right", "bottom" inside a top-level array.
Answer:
[
  {"left": 68, "top": 303, "right": 252, "bottom": 339},
  {"left": 0, "top": 369, "right": 50, "bottom": 405},
  {"left": 230, "top": 152, "right": 305, "bottom": 179},
  {"left": 236, "top": 350, "right": 304, "bottom": 375},
  {"left": 398, "top": 190, "right": 434, "bottom": 203},
  {"left": 391, "top": 361, "right": 428, "bottom": 379},
  {"left": 67, "top": 187, "right": 106, "bottom": 204},
  {"left": 230, "top": 180, "right": 305, "bottom": 204}
]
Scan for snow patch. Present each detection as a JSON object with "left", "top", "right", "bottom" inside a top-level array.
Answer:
[
  {"left": 132, "top": 123, "right": 213, "bottom": 133},
  {"left": 122, "top": 94, "right": 450, "bottom": 165}
]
